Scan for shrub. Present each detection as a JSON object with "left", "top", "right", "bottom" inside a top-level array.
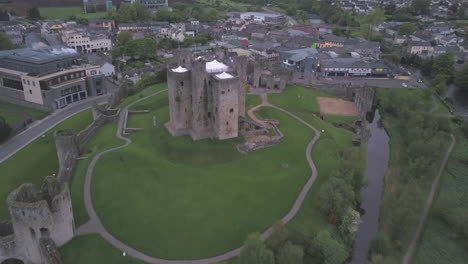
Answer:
[{"left": 0, "top": 116, "right": 11, "bottom": 143}]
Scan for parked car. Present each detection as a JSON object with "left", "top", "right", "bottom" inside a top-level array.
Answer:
[{"left": 402, "top": 83, "right": 408, "bottom": 88}]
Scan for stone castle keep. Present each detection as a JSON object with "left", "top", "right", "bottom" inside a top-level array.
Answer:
[
  {"left": 166, "top": 48, "right": 290, "bottom": 140},
  {"left": 165, "top": 49, "right": 248, "bottom": 140}
]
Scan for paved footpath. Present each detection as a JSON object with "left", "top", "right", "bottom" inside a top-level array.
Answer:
[
  {"left": 402, "top": 134, "right": 456, "bottom": 264},
  {"left": 0, "top": 95, "right": 109, "bottom": 163},
  {"left": 77, "top": 91, "right": 322, "bottom": 264}
]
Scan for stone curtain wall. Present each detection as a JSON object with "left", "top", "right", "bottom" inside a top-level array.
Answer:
[{"left": 55, "top": 106, "right": 119, "bottom": 183}]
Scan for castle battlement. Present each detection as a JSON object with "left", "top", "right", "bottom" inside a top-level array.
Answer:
[
  {"left": 166, "top": 49, "right": 246, "bottom": 141},
  {"left": 1, "top": 176, "right": 74, "bottom": 264}
]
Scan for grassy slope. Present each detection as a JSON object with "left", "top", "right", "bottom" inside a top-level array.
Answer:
[
  {"left": 267, "top": 85, "right": 361, "bottom": 236},
  {"left": 61, "top": 84, "right": 362, "bottom": 262},
  {"left": 69, "top": 121, "right": 121, "bottom": 227},
  {"left": 376, "top": 88, "right": 452, "bottom": 261},
  {"left": 0, "top": 110, "right": 92, "bottom": 220},
  {"left": 413, "top": 132, "right": 468, "bottom": 264},
  {"left": 91, "top": 90, "right": 315, "bottom": 259},
  {"left": 0, "top": 102, "right": 48, "bottom": 120},
  {"left": 245, "top": 93, "right": 262, "bottom": 110},
  {"left": 39, "top": 7, "right": 106, "bottom": 20},
  {"left": 0, "top": 108, "right": 21, "bottom": 126},
  {"left": 61, "top": 235, "right": 146, "bottom": 264}
]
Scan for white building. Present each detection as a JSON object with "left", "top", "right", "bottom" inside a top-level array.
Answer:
[
  {"left": 61, "top": 31, "right": 112, "bottom": 53},
  {"left": 238, "top": 12, "right": 283, "bottom": 24}
]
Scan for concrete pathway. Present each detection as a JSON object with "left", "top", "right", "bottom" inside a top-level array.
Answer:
[
  {"left": 0, "top": 95, "right": 109, "bottom": 163},
  {"left": 402, "top": 134, "right": 456, "bottom": 264},
  {"left": 77, "top": 91, "right": 322, "bottom": 264}
]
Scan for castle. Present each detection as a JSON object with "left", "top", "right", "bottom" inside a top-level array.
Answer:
[
  {"left": 165, "top": 49, "right": 249, "bottom": 140},
  {"left": 165, "top": 48, "right": 290, "bottom": 141},
  {"left": 0, "top": 176, "right": 74, "bottom": 264}
]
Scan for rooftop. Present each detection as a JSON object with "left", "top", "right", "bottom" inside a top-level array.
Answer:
[{"left": 0, "top": 45, "right": 80, "bottom": 65}]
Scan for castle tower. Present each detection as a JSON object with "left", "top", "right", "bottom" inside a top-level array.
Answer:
[
  {"left": 190, "top": 59, "right": 213, "bottom": 140},
  {"left": 5, "top": 176, "right": 74, "bottom": 263},
  {"left": 212, "top": 72, "right": 240, "bottom": 140},
  {"left": 166, "top": 66, "right": 193, "bottom": 136}
]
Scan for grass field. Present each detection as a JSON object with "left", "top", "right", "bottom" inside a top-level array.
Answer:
[
  {"left": 0, "top": 110, "right": 92, "bottom": 220},
  {"left": 59, "top": 85, "right": 362, "bottom": 262},
  {"left": 0, "top": 102, "right": 48, "bottom": 122},
  {"left": 39, "top": 7, "right": 106, "bottom": 20},
  {"left": 91, "top": 91, "right": 316, "bottom": 259},
  {"left": 412, "top": 132, "right": 468, "bottom": 264},
  {"left": 0, "top": 107, "right": 21, "bottom": 126},
  {"left": 61, "top": 235, "right": 145, "bottom": 264},
  {"left": 245, "top": 93, "right": 262, "bottom": 109}
]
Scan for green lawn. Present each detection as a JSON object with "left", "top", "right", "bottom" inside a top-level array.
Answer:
[
  {"left": 245, "top": 93, "right": 261, "bottom": 110},
  {"left": 0, "top": 102, "right": 48, "bottom": 121},
  {"left": 0, "top": 110, "right": 93, "bottom": 220},
  {"left": 0, "top": 108, "right": 21, "bottom": 126},
  {"left": 39, "top": 7, "right": 106, "bottom": 20},
  {"left": 61, "top": 235, "right": 145, "bottom": 264},
  {"left": 60, "top": 84, "right": 362, "bottom": 262},
  {"left": 69, "top": 121, "right": 121, "bottom": 227},
  {"left": 91, "top": 90, "right": 316, "bottom": 259},
  {"left": 412, "top": 132, "right": 468, "bottom": 264}
]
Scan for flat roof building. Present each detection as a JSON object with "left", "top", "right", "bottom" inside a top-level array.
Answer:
[{"left": 0, "top": 46, "right": 109, "bottom": 112}]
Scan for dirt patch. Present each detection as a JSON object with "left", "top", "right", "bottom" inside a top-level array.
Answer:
[{"left": 317, "top": 96, "right": 359, "bottom": 116}]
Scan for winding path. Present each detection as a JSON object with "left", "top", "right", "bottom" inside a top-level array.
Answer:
[
  {"left": 402, "top": 134, "right": 456, "bottom": 264},
  {"left": 77, "top": 91, "right": 322, "bottom": 263}
]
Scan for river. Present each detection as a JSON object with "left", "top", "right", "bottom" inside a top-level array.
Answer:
[{"left": 350, "top": 109, "right": 390, "bottom": 264}]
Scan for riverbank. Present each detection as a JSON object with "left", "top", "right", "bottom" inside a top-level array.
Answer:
[{"left": 372, "top": 88, "right": 453, "bottom": 262}]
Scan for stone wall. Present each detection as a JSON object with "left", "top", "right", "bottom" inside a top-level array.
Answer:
[{"left": 54, "top": 104, "right": 119, "bottom": 183}]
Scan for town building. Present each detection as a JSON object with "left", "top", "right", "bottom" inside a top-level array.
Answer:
[
  {"left": 0, "top": 46, "right": 108, "bottom": 112},
  {"left": 89, "top": 19, "right": 116, "bottom": 31},
  {"left": 61, "top": 30, "right": 112, "bottom": 53},
  {"left": 141, "top": 0, "right": 169, "bottom": 10},
  {"left": 236, "top": 12, "right": 284, "bottom": 24}
]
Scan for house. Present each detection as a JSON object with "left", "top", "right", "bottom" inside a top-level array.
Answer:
[
  {"left": 89, "top": 19, "right": 115, "bottom": 31},
  {"left": 408, "top": 41, "right": 434, "bottom": 56},
  {"left": 279, "top": 48, "right": 319, "bottom": 76},
  {"left": 319, "top": 58, "right": 390, "bottom": 78},
  {"left": 249, "top": 41, "right": 280, "bottom": 59},
  {"left": 237, "top": 12, "right": 284, "bottom": 24},
  {"left": 316, "top": 34, "right": 346, "bottom": 48},
  {"left": 61, "top": 30, "right": 112, "bottom": 53},
  {"left": 141, "top": 0, "right": 169, "bottom": 10}
]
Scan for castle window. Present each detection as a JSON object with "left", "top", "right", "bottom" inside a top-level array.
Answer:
[
  {"left": 208, "top": 112, "right": 211, "bottom": 118},
  {"left": 230, "top": 108, "right": 233, "bottom": 113},
  {"left": 30, "top": 228, "right": 36, "bottom": 240},
  {"left": 228, "top": 89, "right": 230, "bottom": 92},
  {"left": 40, "top": 228, "right": 50, "bottom": 238},
  {"left": 226, "top": 122, "right": 229, "bottom": 125},
  {"left": 180, "top": 81, "right": 184, "bottom": 86}
]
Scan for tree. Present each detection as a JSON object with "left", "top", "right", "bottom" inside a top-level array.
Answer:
[
  {"left": 455, "top": 64, "right": 468, "bottom": 91},
  {"left": 117, "top": 31, "right": 133, "bottom": 45},
  {"left": 266, "top": 221, "right": 289, "bottom": 250},
  {"left": 277, "top": 242, "right": 304, "bottom": 264},
  {"left": 339, "top": 208, "right": 361, "bottom": 243},
  {"left": 0, "top": 32, "right": 14, "bottom": 51},
  {"left": 318, "top": 177, "right": 356, "bottom": 224},
  {"left": 398, "top": 23, "right": 417, "bottom": 36},
  {"left": 371, "top": 232, "right": 391, "bottom": 256},
  {"left": 410, "top": 0, "right": 431, "bottom": 15},
  {"left": 116, "top": 3, "right": 137, "bottom": 23},
  {"left": 0, "top": 116, "right": 11, "bottom": 143},
  {"left": 312, "top": 230, "right": 348, "bottom": 264},
  {"left": 239, "top": 233, "right": 275, "bottom": 264},
  {"left": 462, "top": 120, "right": 468, "bottom": 138},
  {"left": 432, "top": 52, "right": 454, "bottom": 79},
  {"left": 0, "top": 9, "right": 9, "bottom": 21},
  {"left": 27, "top": 7, "right": 41, "bottom": 21},
  {"left": 361, "top": 8, "right": 385, "bottom": 39}
]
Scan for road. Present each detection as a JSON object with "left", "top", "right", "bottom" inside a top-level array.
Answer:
[
  {"left": 77, "top": 91, "right": 322, "bottom": 264},
  {"left": 0, "top": 95, "right": 109, "bottom": 163}
]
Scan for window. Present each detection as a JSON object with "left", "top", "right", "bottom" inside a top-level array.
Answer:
[
  {"left": 230, "top": 108, "right": 234, "bottom": 113},
  {"left": 207, "top": 112, "right": 211, "bottom": 118},
  {"left": 32, "top": 81, "right": 35, "bottom": 86},
  {"left": 27, "top": 80, "right": 30, "bottom": 85},
  {"left": 29, "top": 89, "right": 32, "bottom": 94},
  {"left": 30, "top": 228, "right": 36, "bottom": 240},
  {"left": 180, "top": 81, "right": 184, "bottom": 86}
]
